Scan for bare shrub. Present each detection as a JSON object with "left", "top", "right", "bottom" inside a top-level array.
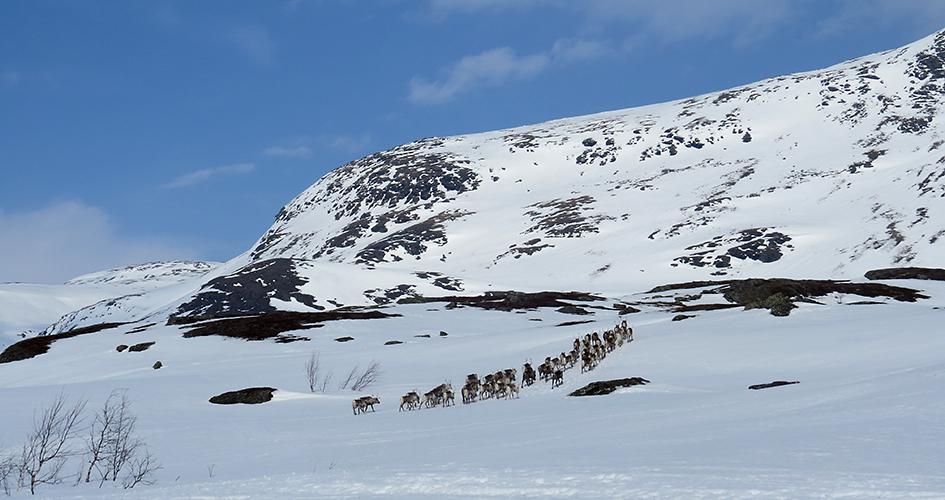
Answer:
[
  {"left": 304, "top": 352, "right": 321, "bottom": 393},
  {"left": 84, "top": 389, "right": 143, "bottom": 486},
  {"left": 18, "top": 391, "right": 87, "bottom": 494},
  {"left": 318, "top": 371, "right": 333, "bottom": 393},
  {"left": 338, "top": 365, "right": 359, "bottom": 391},
  {"left": 121, "top": 447, "right": 160, "bottom": 489},
  {"left": 1, "top": 449, "right": 14, "bottom": 496},
  {"left": 351, "top": 360, "right": 382, "bottom": 391}
]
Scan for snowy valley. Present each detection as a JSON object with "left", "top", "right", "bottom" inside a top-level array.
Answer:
[{"left": 2, "top": 28, "right": 945, "bottom": 499}]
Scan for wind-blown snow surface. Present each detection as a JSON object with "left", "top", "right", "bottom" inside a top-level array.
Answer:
[{"left": 1, "top": 281, "right": 944, "bottom": 498}]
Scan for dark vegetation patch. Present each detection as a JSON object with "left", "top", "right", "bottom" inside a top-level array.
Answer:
[
  {"left": 397, "top": 290, "right": 604, "bottom": 312},
  {"left": 127, "top": 342, "right": 155, "bottom": 352},
  {"left": 523, "top": 196, "right": 614, "bottom": 238},
  {"left": 556, "top": 320, "right": 595, "bottom": 327},
  {"left": 569, "top": 378, "right": 650, "bottom": 396},
  {"left": 557, "top": 305, "right": 592, "bottom": 315},
  {"left": 209, "top": 387, "right": 276, "bottom": 405},
  {"left": 615, "top": 304, "right": 641, "bottom": 315},
  {"left": 126, "top": 323, "right": 156, "bottom": 334},
  {"left": 648, "top": 278, "right": 927, "bottom": 316},
  {"left": 865, "top": 267, "right": 945, "bottom": 281},
  {"left": 173, "top": 310, "right": 397, "bottom": 342},
  {"left": 749, "top": 380, "right": 800, "bottom": 390},
  {"left": 0, "top": 322, "right": 126, "bottom": 364},
  {"left": 672, "top": 314, "right": 696, "bottom": 321},
  {"left": 172, "top": 258, "right": 323, "bottom": 320}
]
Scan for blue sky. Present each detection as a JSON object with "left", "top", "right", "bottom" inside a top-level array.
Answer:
[{"left": 3, "top": 0, "right": 945, "bottom": 284}]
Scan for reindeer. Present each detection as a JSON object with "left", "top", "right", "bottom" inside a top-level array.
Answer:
[
  {"left": 443, "top": 389, "right": 455, "bottom": 407},
  {"left": 422, "top": 390, "right": 439, "bottom": 408},
  {"left": 462, "top": 384, "right": 477, "bottom": 404},
  {"left": 522, "top": 363, "right": 536, "bottom": 387},
  {"left": 506, "top": 383, "right": 520, "bottom": 399},
  {"left": 353, "top": 395, "right": 380, "bottom": 415},
  {"left": 551, "top": 370, "right": 564, "bottom": 389},
  {"left": 399, "top": 391, "right": 420, "bottom": 411}
]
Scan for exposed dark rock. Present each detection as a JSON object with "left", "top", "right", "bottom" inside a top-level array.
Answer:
[
  {"left": 865, "top": 267, "right": 945, "bottom": 281},
  {"left": 209, "top": 387, "right": 276, "bottom": 405},
  {"left": 0, "top": 322, "right": 126, "bottom": 364},
  {"left": 335, "top": 337, "right": 355, "bottom": 342},
  {"left": 569, "top": 378, "right": 650, "bottom": 396},
  {"left": 152, "top": 361, "right": 163, "bottom": 369},
  {"left": 524, "top": 196, "right": 614, "bottom": 238},
  {"left": 355, "top": 210, "right": 472, "bottom": 264},
  {"left": 672, "top": 314, "right": 696, "bottom": 321},
  {"left": 676, "top": 228, "right": 792, "bottom": 269},
  {"left": 128, "top": 342, "right": 155, "bottom": 352},
  {"left": 749, "top": 380, "right": 800, "bottom": 390},
  {"left": 439, "top": 331, "right": 448, "bottom": 337},
  {"left": 384, "top": 340, "right": 403, "bottom": 345},
  {"left": 116, "top": 345, "right": 128, "bottom": 352},
  {"left": 173, "top": 259, "right": 323, "bottom": 320}
]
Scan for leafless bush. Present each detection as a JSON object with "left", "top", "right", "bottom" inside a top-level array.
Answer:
[
  {"left": 18, "top": 391, "right": 87, "bottom": 494},
  {"left": 351, "top": 360, "right": 382, "bottom": 391},
  {"left": 318, "top": 371, "right": 333, "bottom": 393},
  {"left": 1, "top": 449, "right": 14, "bottom": 496},
  {"left": 84, "top": 389, "right": 143, "bottom": 486},
  {"left": 338, "top": 365, "right": 359, "bottom": 391},
  {"left": 304, "top": 352, "right": 321, "bottom": 393},
  {"left": 121, "top": 447, "right": 161, "bottom": 489}
]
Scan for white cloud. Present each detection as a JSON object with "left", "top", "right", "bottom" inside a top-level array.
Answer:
[
  {"left": 263, "top": 134, "right": 374, "bottom": 158},
  {"left": 0, "top": 202, "right": 198, "bottom": 284},
  {"left": 163, "top": 163, "right": 255, "bottom": 188},
  {"left": 408, "top": 39, "right": 614, "bottom": 104},
  {"left": 263, "top": 146, "right": 314, "bottom": 159},
  {"left": 228, "top": 25, "right": 275, "bottom": 66}
]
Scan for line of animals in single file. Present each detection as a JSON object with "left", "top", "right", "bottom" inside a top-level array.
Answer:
[{"left": 352, "top": 321, "right": 634, "bottom": 415}]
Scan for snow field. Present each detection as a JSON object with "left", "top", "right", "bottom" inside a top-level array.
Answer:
[{"left": 2, "top": 281, "right": 944, "bottom": 498}]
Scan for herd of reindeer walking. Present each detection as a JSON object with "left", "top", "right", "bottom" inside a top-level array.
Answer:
[{"left": 353, "top": 320, "right": 634, "bottom": 415}]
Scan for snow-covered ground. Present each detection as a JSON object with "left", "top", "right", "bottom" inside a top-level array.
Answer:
[{"left": 2, "top": 279, "right": 943, "bottom": 498}]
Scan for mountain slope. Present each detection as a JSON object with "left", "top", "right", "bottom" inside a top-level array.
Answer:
[
  {"left": 40, "top": 29, "right": 945, "bottom": 331},
  {"left": 243, "top": 29, "right": 945, "bottom": 296}
]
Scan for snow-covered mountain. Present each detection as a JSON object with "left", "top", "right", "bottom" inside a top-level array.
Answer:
[
  {"left": 2, "top": 30, "right": 945, "bottom": 500},
  {"left": 43, "top": 28, "right": 945, "bottom": 332}
]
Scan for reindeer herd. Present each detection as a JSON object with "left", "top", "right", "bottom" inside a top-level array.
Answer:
[{"left": 353, "top": 320, "right": 634, "bottom": 415}]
